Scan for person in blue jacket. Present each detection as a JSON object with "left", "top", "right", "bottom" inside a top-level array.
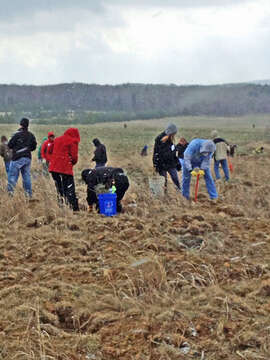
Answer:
[{"left": 182, "top": 139, "right": 218, "bottom": 200}]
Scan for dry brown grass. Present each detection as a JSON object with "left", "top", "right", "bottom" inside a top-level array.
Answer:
[{"left": 0, "top": 123, "right": 270, "bottom": 359}]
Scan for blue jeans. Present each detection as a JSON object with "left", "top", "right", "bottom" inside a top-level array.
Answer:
[
  {"left": 95, "top": 163, "right": 106, "bottom": 168},
  {"left": 182, "top": 164, "right": 218, "bottom": 200},
  {"left": 7, "top": 157, "right": 32, "bottom": 197},
  {"left": 4, "top": 161, "right": 10, "bottom": 174},
  {"left": 214, "top": 159, "right": 229, "bottom": 181},
  {"left": 160, "top": 168, "right": 181, "bottom": 190}
]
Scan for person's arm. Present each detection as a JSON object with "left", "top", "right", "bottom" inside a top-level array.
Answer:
[
  {"left": 69, "top": 142, "right": 79, "bottom": 165},
  {"left": 30, "top": 134, "right": 37, "bottom": 152},
  {"left": 8, "top": 133, "right": 17, "bottom": 149},
  {"left": 153, "top": 137, "right": 160, "bottom": 170}
]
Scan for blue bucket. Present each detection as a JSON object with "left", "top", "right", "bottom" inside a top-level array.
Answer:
[{"left": 98, "top": 193, "right": 117, "bottom": 216}]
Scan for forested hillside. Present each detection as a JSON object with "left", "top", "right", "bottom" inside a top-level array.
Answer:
[{"left": 0, "top": 82, "right": 270, "bottom": 124}]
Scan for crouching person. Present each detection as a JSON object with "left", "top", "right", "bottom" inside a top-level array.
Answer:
[
  {"left": 81, "top": 167, "right": 129, "bottom": 213},
  {"left": 182, "top": 139, "right": 218, "bottom": 200},
  {"left": 49, "top": 128, "right": 80, "bottom": 211}
]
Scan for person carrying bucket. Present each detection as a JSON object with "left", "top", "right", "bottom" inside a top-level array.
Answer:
[
  {"left": 153, "top": 123, "right": 181, "bottom": 192},
  {"left": 182, "top": 139, "right": 218, "bottom": 201},
  {"left": 211, "top": 130, "right": 230, "bottom": 182},
  {"left": 81, "top": 167, "right": 129, "bottom": 213}
]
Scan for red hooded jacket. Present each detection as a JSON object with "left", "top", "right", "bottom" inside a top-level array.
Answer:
[
  {"left": 41, "top": 132, "right": 55, "bottom": 163},
  {"left": 49, "top": 128, "right": 80, "bottom": 176}
]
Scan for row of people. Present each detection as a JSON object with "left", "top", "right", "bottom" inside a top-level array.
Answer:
[
  {"left": 0, "top": 118, "right": 128, "bottom": 212},
  {"left": 152, "top": 124, "right": 234, "bottom": 200}
]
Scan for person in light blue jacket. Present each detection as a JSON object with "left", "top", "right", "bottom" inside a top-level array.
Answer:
[{"left": 182, "top": 139, "right": 218, "bottom": 200}]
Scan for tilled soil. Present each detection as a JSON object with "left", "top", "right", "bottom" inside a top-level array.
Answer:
[{"left": 0, "top": 153, "right": 270, "bottom": 359}]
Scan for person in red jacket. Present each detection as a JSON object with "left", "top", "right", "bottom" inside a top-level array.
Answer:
[
  {"left": 41, "top": 131, "right": 55, "bottom": 175},
  {"left": 49, "top": 128, "right": 80, "bottom": 211},
  {"left": 41, "top": 131, "right": 55, "bottom": 164}
]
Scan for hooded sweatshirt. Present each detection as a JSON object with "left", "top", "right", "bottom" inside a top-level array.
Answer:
[
  {"left": 92, "top": 138, "right": 107, "bottom": 164},
  {"left": 49, "top": 128, "right": 80, "bottom": 175},
  {"left": 184, "top": 139, "right": 216, "bottom": 171}
]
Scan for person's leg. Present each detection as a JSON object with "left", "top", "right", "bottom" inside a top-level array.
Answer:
[
  {"left": 214, "top": 160, "right": 221, "bottom": 180},
  {"left": 159, "top": 170, "right": 168, "bottom": 192},
  {"left": 51, "top": 172, "right": 65, "bottom": 206},
  {"left": 204, "top": 168, "right": 218, "bottom": 199},
  {"left": 7, "top": 160, "right": 20, "bottom": 195},
  {"left": 115, "top": 175, "right": 129, "bottom": 212},
  {"left": 62, "top": 174, "right": 79, "bottom": 211},
  {"left": 221, "top": 159, "right": 230, "bottom": 181},
  {"left": 20, "top": 158, "right": 32, "bottom": 197},
  {"left": 182, "top": 165, "right": 191, "bottom": 199},
  {"left": 168, "top": 168, "right": 181, "bottom": 190},
  {"left": 5, "top": 161, "right": 10, "bottom": 175}
]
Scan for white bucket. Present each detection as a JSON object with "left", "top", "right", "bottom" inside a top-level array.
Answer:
[{"left": 149, "top": 176, "right": 165, "bottom": 197}]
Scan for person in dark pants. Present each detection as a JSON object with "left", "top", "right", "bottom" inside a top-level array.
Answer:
[
  {"left": 92, "top": 138, "right": 107, "bottom": 168},
  {"left": 81, "top": 167, "right": 129, "bottom": 213},
  {"left": 7, "top": 118, "right": 37, "bottom": 197},
  {"left": 49, "top": 128, "right": 80, "bottom": 211},
  {"left": 153, "top": 123, "right": 181, "bottom": 192}
]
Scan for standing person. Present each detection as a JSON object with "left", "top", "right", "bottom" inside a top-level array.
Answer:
[
  {"left": 211, "top": 130, "right": 230, "bottom": 182},
  {"left": 49, "top": 128, "right": 80, "bottom": 211},
  {"left": 92, "top": 138, "right": 107, "bottom": 168},
  {"left": 182, "top": 139, "right": 218, "bottom": 200},
  {"left": 41, "top": 131, "right": 55, "bottom": 175},
  {"left": 176, "top": 137, "right": 189, "bottom": 168},
  {"left": 0, "top": 136, "right": 12, "bottom": 174},
  {"left": 7, "top": 118, "right": 37, "bottom": 197},
  {"left": 81, "top": 167, "right": 129, "bottom": 213},
  {"left": 153, "top": 123, "right": 181, "bottom": 191}
]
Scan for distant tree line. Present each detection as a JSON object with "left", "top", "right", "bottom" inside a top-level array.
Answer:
[{"left": 0, "top": 82, "right": 270, "bottom": 124}]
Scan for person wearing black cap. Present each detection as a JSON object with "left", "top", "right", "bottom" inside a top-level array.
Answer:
[{"left": 7, "top": 118, "right": 37, "bottom": 197}]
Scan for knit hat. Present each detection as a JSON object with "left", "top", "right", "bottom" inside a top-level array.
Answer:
[
  {"left": 211, "top": 130, "right": 218, "bottom": 138},
  {"left": 20, "top": 118, "right": 29, "bottom": 129},
  {"left": 48, "top": 131, "right": 54, "bottom": 137},
  {"left": 200, "top": 140, "right": 216, "bottom": 154},
  {"left": 165, "top": 123, "right": 177, "bottom": 135}
]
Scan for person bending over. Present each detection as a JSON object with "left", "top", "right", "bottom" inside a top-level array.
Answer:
[
  {"left": 81, "top": 166, "right": 129, "bottom": 213},
  {"left": 182, "top": 139, "right": 218, "bottom": 200}
]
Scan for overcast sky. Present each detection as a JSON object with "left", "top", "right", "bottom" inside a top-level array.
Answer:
[{"left": 0, "top": 0, "right": 269, "bottom": 85}]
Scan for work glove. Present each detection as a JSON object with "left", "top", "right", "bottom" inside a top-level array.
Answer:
[
  {"left": 198, "top": 169, "right": 205, "bottom": 176},
  {"left": 191, "top": 170, "right": 198, "bottom": 177}
]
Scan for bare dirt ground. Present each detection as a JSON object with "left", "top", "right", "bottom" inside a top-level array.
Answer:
[{"left": 0, "top": 121, "right": 269, "bottom": 359}]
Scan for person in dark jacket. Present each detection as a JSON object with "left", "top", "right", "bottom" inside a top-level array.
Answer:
[
  {"left": 153, "top": 123, "right": 181, "bottom": 191},
  {"left": 7, "top": 118, "right": 37, "bottom": 197},
  {"left": 176, "top": 137, "right": 189, "bottom": 168},
  {"left": 92, "top": 138, "right": 107, "bottom": 168},
  {"left": 0, "top": 135, "right": 12, "bottom": 174},
  {"left": 81, "top": 167, "right": 129, "bottom": 213},
  {"left": 49, "top": 128, "right": 80, "bottom": 211}
]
